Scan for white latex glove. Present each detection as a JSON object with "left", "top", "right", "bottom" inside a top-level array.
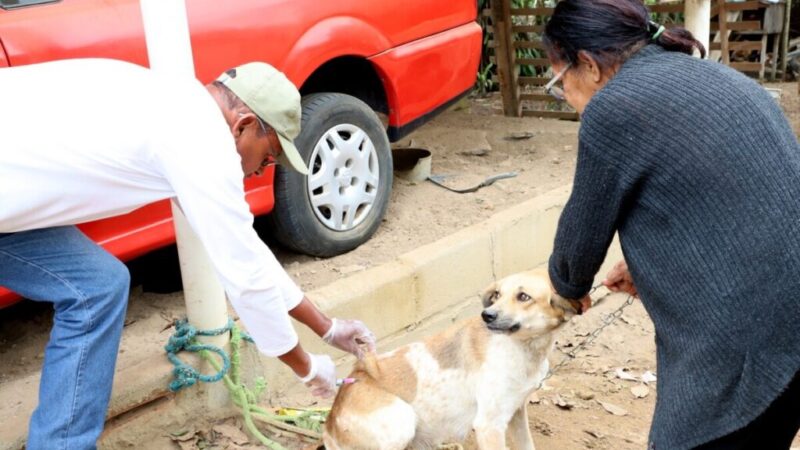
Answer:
[
  {"left": 298, "top": 353, "right": 336, "bottom": 398},
  {"left": 322, "top": 318, "right": 377, "bottom": 359}
]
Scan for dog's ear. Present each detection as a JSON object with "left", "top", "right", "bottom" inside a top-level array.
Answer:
[
  {"left": 551, "top": 292, "right": 582, "bottom": 317},
  {"left": 481, "top": 282, "right": 499, "bottom": 307}
]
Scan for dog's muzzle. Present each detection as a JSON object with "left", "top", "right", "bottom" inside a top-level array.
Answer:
[{"left": 482, "top": 309, "right": 521, "bottom": 333}]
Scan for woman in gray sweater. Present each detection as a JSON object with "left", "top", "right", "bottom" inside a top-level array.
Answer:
[{"left": 542, "top": 0, "right": 800, "bottom": 448}]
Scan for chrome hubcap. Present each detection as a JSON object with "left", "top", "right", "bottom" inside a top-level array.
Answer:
[{"left": 307, "top": 124, "right": 379, "bottom": 231}]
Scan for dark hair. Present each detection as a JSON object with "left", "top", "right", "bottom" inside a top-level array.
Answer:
[{"left": 543, "top": 0, "right": 706, "bottom": 72}]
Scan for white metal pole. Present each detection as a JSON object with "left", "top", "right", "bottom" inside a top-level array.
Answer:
[
  {"left": 684, "top": 0, "right": 711, "bottom": 58},
  {"left": 140, "top": 0, "right": 229, "bottom": 346}
]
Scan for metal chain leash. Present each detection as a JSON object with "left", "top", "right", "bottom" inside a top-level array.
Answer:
[{"left": 543, "top": 284, "right": 636, "bottom": 381}]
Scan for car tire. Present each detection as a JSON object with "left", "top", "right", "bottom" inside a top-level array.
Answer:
[{"left": 268, "top": 93, "right": 393, "bottom": 257}]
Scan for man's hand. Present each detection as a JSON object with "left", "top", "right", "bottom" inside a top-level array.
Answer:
[
  {"left": 603, "top": 260, "right": 638, "bottom": 297},
  {"left": 299, "top": 353, "right": 337, "bottom": 398},
  {"left": 278, "top": 343, "right": 336, "bottom": 397},
  {"left": 323, "top": 318, "right": 376, "bottom": 359},
  {"left": 288, "top": 298, "right": 376, "bottom": 358}
]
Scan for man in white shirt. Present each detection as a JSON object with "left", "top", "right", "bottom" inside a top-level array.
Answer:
[{"left": 0, "top": 59, "right": 375, "bottom": 450}]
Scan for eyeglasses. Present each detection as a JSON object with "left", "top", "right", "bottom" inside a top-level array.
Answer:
[
  {"left": 255, "top": 118, "right": 279, "bottom": 168},
  {"left": 258, "top": 154, "right": 277, "bottom": 170},
  {"left": 259, "top": 123, "right": 281, "bottom": 173},
  {"left": 543, "top": 63, "right": 571, "bottom": 102},
  {"left": 253, "top": 115, "right": 268, "bottom": 136}
]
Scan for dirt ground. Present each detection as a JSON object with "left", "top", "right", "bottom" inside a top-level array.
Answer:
[{"left": 1, "top": 82, "right": 798, "bottom": 450}]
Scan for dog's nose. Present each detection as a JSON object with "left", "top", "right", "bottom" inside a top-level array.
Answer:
[{"left": 481, "top": 310, "right": 498, "bottom": 324}]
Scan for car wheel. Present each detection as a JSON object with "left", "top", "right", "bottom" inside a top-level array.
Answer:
[{"left": 268, "top": 93, "right": 393, "bottom": 257}]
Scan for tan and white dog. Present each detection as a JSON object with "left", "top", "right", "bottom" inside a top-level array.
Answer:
[{"left": 322, "top": 270, "right": 582, "bottom": 450}]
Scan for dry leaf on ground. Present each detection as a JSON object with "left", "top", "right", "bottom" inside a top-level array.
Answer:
[
  {"left": 631, "top": 385, "right": 650, "bottom": 399},
  {"left": 597, "top": 400, "right": 628, "bottom": 416},
  {"left": 212, "top": 424, "right": 250, "bottom": 445},
  {"left": 615, "top": 367, "right": 638, "bottom": 382},
  {"left": 584, "top": 429, "right": 605, "bottom": 439},
  {"left": 503, "top": 131, "right": 535, "bottom": 141},
  {"left": 553, "top": 394, "right": 574, "bottom": 410},
  {"left": 168, "top": 429, "right": 196, "bottom": 442}
]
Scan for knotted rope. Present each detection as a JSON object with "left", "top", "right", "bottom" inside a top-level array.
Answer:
[
  {"left": 164, "top": 318, "right": 326, "bottom": 449},
  {"left": 164, "top": 317, "right": 253, "bottom": 392}
]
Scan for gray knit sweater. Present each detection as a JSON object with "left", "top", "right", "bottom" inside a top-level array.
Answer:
[{"left": 548, "top": 45, "right": 800, "bottom": 449}]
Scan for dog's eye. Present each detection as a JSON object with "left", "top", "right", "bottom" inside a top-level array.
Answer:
[
  {"left": 517, "top": 292, "right": 531, "bottom": 302},
  {"left": 492, "top": 290, "right": 500, "bottom": 299}
]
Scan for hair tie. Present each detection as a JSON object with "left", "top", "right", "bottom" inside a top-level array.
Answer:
[{"left": 649, "top": 20, "right": 666, "bottom": 41}]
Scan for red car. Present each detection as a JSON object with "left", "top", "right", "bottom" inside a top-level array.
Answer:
[{"left": 0, "top": 0, "right": 482, "bottom": 308}]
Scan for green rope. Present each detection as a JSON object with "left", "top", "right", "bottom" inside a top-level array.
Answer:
[
  {"left": 164, "top": 318, "right": 253, "bottom": 392},
  {"left": 165, "top": 318, "right": 326, "bottom": 449},
  {"left": 201, "top": 324, "right": 286, "bottom": 450}
]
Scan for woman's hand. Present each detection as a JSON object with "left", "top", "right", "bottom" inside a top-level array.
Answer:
[
  {"left": 603, "top": 260, "right": 638, "bottom": 297},
  {"left": 577, "top": 293, "right": 592, "bottom": 313}
]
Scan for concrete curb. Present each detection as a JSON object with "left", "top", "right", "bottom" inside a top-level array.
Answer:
[
  {"left": 312, "top": 185, "right": 569, "bottom": 346},
  {"left": 1, "top": 185, "right": 575, "bottom": 449}
]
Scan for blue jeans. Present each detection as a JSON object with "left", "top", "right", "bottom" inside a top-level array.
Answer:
[{"left": 0, "top": 227, "right": 130, "bottom": 450}]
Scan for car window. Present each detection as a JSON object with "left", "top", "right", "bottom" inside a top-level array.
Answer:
[{"left": 0, "top": 0, "right": 60, "bottom": 9}]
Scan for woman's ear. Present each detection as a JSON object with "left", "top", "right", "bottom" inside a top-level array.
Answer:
[{"left": 577, "top": 50, "right": 603, "bottom": 84}]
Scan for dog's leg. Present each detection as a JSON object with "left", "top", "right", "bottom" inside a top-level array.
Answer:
[
  {"left": 474, "top": 425, "right": 508, "bottom": 450},
  {"left": 322, "top": 432, "right": 341, "bottom": 450},
  {"left": 507, "top": 406, "right": 535, "bottom": 450}
]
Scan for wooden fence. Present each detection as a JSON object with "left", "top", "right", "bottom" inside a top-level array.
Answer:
[
  {"left": 714, "top": 0, "right": 787, "bottom": 78},
  {"left": 486, "top": 0, "right": 790, "bottom": 118}
]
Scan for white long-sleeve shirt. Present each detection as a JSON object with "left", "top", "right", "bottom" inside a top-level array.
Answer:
[{"left": 0, "top": 58, "right": 303, "bottom": 356}]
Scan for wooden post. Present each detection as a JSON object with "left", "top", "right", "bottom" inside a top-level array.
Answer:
[
  {"left": 719, "top": 0, "right": 730, "bottom": 65},
  {"left": 763, "top": 2, "right": 785, "bottom": 80},
  {"left": 490, "top": 0, "right": 521, "bottom": 116},
  {"left": 686, "top": 0, "right": 712, "bottom": 58},
  {"left": 140, "top": 0, "right": 229, "bottom": 348},
  {"left": 781, "top": 0, "right": 793, "bottom": 80},
  {"left": 760, "top": 33, "right": 768, "bottom": 80}
]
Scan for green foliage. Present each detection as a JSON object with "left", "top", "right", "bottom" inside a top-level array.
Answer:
[
  {"left": 476, "top": 0, "right": 495, "bottom": 93},
  {"left": 511, "top": 0, "right": 554, "bottom": 77},
  {"left": 476, "top": 0, "right": 555, "bottom": 92},
  {"left": 476, "top": 62, "right": 495, "bottom": 96},
  {"left": 511, "top": 0, "right": 557, "bottom": 7},
  {"left": 644, "top": 0, "right": 684, "bottom": 25}
]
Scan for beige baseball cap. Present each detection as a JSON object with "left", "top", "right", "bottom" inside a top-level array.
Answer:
[{"left": 217, "top": 62, "right": 309, "bottom": 175}]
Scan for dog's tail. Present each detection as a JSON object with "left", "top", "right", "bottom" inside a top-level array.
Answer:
[{"left": 353, "top": 350, "right": 381, "bottom": 379}]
